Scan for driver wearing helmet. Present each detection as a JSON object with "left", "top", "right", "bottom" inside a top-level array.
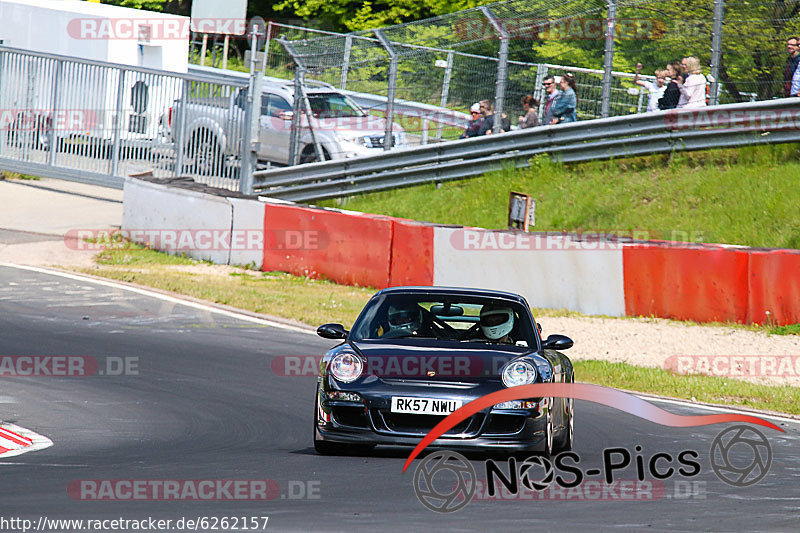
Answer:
[
  {"left": 478, "top": 305, "right": 515, "bottom": 344},
  {"left": 382, "top": 303, "right": 423, "bottom": 338}
]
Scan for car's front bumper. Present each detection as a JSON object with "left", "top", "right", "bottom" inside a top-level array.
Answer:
[{"left": 316, "top": 379, "right": 549, "bottom": 451}]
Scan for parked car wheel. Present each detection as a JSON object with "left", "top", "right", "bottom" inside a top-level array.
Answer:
[
  {"left": 299, "top": 145, "right": 330, "bottom": 165},
  {"left": 188, "top": 131, "right": 222, "bottom": 175}
]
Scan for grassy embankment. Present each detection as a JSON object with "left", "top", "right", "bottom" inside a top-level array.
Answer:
[{"left": 319, "top": 143, "right": 800, "bottom": 249}]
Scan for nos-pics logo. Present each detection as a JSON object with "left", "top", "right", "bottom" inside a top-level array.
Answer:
[{"left": 412, "top": 424, "right": 772, "bottom": 513}]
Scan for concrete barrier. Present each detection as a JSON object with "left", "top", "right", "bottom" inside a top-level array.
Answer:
[
  {"left": 262, "top": 202, "right": 393, "bottom": 288},
  {"left": 229, "top": 198, "right": 266, "bottom": 269},
  {"left": 623, "top": 244, "right": 750, "bottom": 323},
  {"left": 389, "top": 219, "right": 434, "bottom": 287},
  {"left": 433, "top": 227, "right": 626, "bottom": 316},
  {"left": 122, "top": 178, "right": 232, "bottom": 264},
  {"left": 748, "top": 249, "right": 800, "bottom": 325}
]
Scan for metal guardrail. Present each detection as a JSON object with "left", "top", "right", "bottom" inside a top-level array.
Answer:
[{"left": 253, "top": 98, "right": 800, "bottom": 202}]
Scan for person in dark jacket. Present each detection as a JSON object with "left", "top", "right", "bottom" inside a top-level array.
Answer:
[
  {"left": 477, "top": 100, "right": 511, "bottom": 135},
  {"left": 460, "top": 102, "right": 484, "bottom": 138},
  {"left": 658, "top": 61, "right": 683, "bottom": 110},
  {"left": 549, "top": 74, "right": 578, "bottom": 124},
  {"left": 783, "top": 36, "right": 800, "bottom": 97}
]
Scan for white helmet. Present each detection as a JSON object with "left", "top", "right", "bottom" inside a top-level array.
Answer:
[
  {"left": 480, "top": 306, "right": 514, "bottom": 340},
  {"left": 387, "top": 304, "right": 421, "bottom": 335}
]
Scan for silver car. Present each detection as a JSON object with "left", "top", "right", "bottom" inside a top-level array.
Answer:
[{"left": 171, "top": 79, "right": 407, "bottom": 171}]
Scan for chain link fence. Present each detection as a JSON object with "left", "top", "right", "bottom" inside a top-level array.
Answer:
[{"left": 185, "top": 0, "right": 797, "bottom": 155}]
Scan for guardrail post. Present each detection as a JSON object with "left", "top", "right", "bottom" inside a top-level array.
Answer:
[
  {"left": 709, "top": 0, "right": 725, "bottom": 106},
  {"left": 374, "top": 30, "right": 398, "bottom": 151},
  {"left": 280, "top": 38, "right": 324, "bottom": 164},
  {"left": 340, "top": 35, "right": 352, "bottom": 90},
  {"left": 288, "top": 67, "right": 303, "bottom": 166},
  {"left": 435, "top": 50, "right": 454, "bottom": 141},
  {"left": 481, "top": 6, "right": 509, "bottom": 134},
  {"left": 110, "top": 68, "right": 126, "bottom": 177},
  {"left": 601, "top": 0, "right": 617, "bottom": 118},
  {"left": 240, "top": 29, "right": 262, "bottom": 195},
  {"left": 534, "top": 64, "right": 548, "bottom": 121},
  {"left": 48, "top": 59, "right": 62, "bottom": 167},
  {"left": 173, "top": 78, "right": 188, "bottom": 176}
]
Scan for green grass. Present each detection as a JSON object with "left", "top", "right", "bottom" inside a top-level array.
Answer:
[
  {"left": 319, "top": 143, "right": 800, "bottom": 249},
  {"left": 79, "top": 241, "right": 373, "bottom": 329},
  {"left": 1, "top": 171, "right": 40, "bottom": 180},
  {"left": 771, "top": 323, "right": 800, "bottom": 336},
  {"left": 94, "top": 239, "right": 197, "bottom": 266},
  {"left": 575, "top": 360, "right": 800, "bottom": 415}
]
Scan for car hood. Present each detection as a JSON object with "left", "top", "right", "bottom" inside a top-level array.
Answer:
[
  {"left": 350, "top": 339, "right": 534, "bottom": 382},
  {"left": 310, "top": 115, "right": 405, "bottom": 135}
]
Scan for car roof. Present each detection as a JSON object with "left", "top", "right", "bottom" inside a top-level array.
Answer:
[{"left": 374, "top": 286, "right": 528, "bottom": 305}]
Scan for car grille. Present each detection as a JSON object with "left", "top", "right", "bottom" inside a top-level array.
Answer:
[
  {"left": 483, "top": 414, "right": 526, "bottom": 436},
  {"left": 372, "top": 409, "right": 483, "bottom": 437},
  {"left": 368, "top": 135, "right": 396, "bottom": 148},
  {"left": 331, "top": 406, "right": 370, "bottom": 429}
]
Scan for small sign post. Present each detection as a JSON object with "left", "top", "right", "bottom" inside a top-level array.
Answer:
[{"left": 508, "top": 191, "right": 535, "bottom": 231}]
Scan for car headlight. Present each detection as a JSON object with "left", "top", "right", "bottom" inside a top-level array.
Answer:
[
  {"left": 335, "top": 133, "right": 367, "bottom": 146},
  {"left": 501, "top": 359, "right": 537, "bottom": 387},
  {"left": 329, "top": 352, "right": 363, "bottom": 383}
]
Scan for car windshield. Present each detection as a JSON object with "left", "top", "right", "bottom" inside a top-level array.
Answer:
[
  {"left": 350, "top": 293, "right": 537, "bottom": 346},
  {"left": 307, "top": 93, "right": 366, "bottom": 118}
]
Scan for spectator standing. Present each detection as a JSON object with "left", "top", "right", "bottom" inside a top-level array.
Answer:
[
  {"left": 541, "top": 76, "right": 562, "bottom": 125},
  {"left": 518, "top": 95, "right": 540, "bottom": 128},
  {"left": 791, "top": 58, "right": 800, "bottom": 96},
  {"left": 678, "top": 56, "right": 707, "bottom": 108},
  {"left": 478, "top": 100, "right": 511, "bottom": 135},
  {"left": 634, "top": 63, "right": 667, "bottom": 113},
  {"left": 784, "top": 37, "right": 800, "bottom": 97},
  {"left": 460, "top": 102, "right": 484, "bottom": 138},
  {"left": 658, "top": 61, "right": 683, "bottom": 110},
  {"left": 549, "top": 73, "right": 577, "bottom": 124}
]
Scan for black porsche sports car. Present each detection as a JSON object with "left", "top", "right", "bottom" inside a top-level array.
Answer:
[{"left": 313, "top": 286, "right": 575, "bottom": 455}]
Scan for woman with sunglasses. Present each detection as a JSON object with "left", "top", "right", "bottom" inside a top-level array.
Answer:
[{"left": 459, "top": 102, "right": 484, "bottom": 139}]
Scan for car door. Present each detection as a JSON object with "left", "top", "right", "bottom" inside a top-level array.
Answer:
[{"left": 258, "top": 93, "right": 293, "bottom": 164}]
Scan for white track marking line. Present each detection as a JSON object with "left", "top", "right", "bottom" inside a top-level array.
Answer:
[
  {"left": 0, "top": 423, "right": 53, "bottom": 458},
  {"left": 0, "top": 263, "right": 315, "bottom": 335}
]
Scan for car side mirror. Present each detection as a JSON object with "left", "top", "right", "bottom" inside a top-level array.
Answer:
[
  {"left": 280, "top": 110, "right": 294, "bottom": 121},
  {"left": 317, "top": 323, "right": 348, "bottom": 339},
  {"left": 542, "top": 334, "right": 573, "bottom": 350}
]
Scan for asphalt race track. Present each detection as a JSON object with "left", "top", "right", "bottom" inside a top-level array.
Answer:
[{"left": 1, "top": 264, "right": 798, "bottom": 532}]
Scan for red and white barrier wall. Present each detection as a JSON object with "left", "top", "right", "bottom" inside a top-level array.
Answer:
[
  {"left": 123, "top": 177, "right": 800, "bottom": 326},
  {"left": 433, "top": 227, "right": 626, "bottom": 316}
]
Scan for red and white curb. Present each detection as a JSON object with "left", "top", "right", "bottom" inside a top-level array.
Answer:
[{"left": 0, "top": 423, "right": 53, "bottom": 458}]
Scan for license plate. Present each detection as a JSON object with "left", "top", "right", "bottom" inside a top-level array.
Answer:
[{"left": 391, "top": 396, "right": 462, "bottom": 415}]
